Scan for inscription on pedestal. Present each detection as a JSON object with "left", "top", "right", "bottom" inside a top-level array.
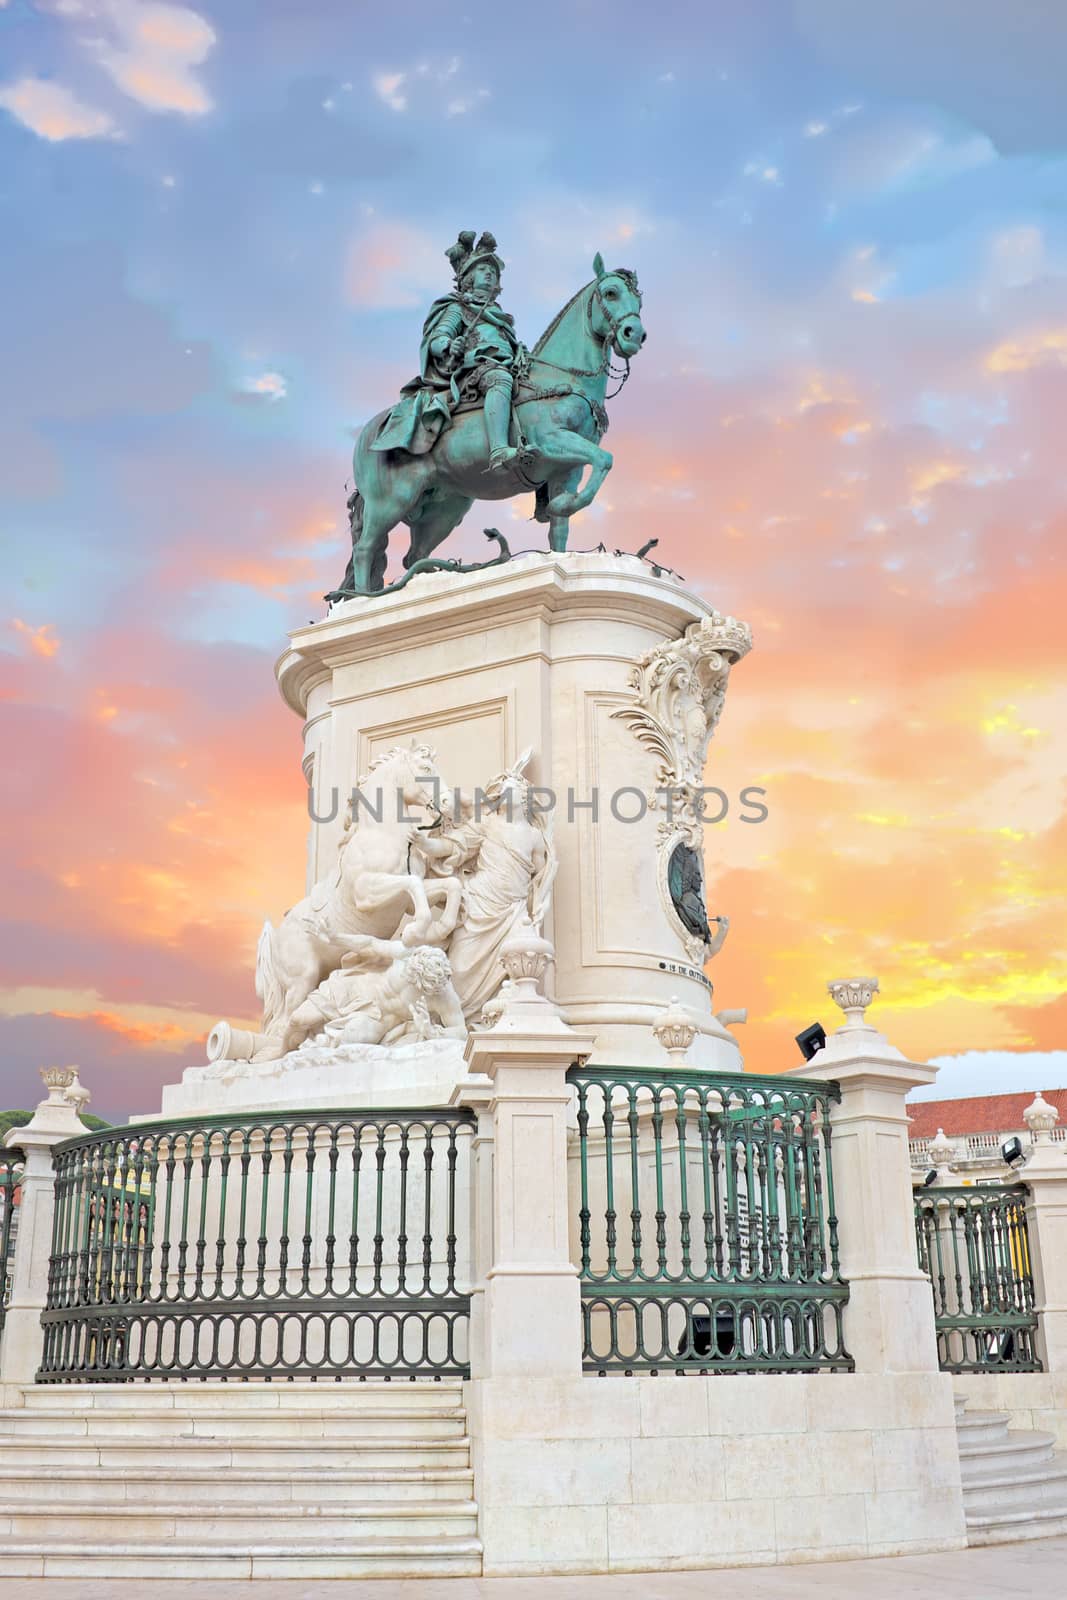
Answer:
[{"left": 657, "top": 959, "right": 712, "bottom": 991}]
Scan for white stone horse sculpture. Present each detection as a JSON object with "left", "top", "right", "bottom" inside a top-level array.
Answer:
[{"left": 254, "top": 744, "right": 462, "bottom": 1053}]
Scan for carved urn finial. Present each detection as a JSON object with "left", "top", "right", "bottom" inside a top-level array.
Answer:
[
  {"left": 64, "top": 1064, "right": 91, "bottom": 1115},
  {"left": 928, "top": 1127, "right": 956, "bottom": 1178},
  {"left": 39, "top": 1066, "right": 76, "bottom": 1106},
  {"left": 1023, "top": 1090, "right": 1060, "bottom": 1146},
  {"left": 827, "top": 976, "right": 879, "bottom": 1030},
  {"left": 652, "top": 995, "right": 698, "bottom": 1066},
  {"left": 499, "top": 919, "right": 554, "bottom": 1002}
]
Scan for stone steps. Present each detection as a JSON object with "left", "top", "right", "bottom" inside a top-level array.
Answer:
[
  {"left": 0, "top": 1382, "right": 482, "bottom": 1578},
  {"left": 963, "top": 1461, "right": 1067, "bottom": 1517},
  {"left": 0, "top": 1463, "right": 475, "bottom": 1503},
  {"left": 3, "top": 1435, "right": 472, "bottom": 1471},
  {"left": 21, "top": 1380, "right": 462, "bottom": 1411},
  {"left": 0, "top": 1405, "right": 466, "bottom": 1438},
  {"left": 955, "top": 1409, "right": 1014, "bottom": 1448},
  {"left": 0, "top": 1536, "right": 484, "bottom": 1580},
  {"left": 960, "top": 1430, "right": 1057, "bottom": 1474},
  {"left": 965, "top": 1505, "right": 1067, "bottom": 1547},
  {"left": 0, "top": 1498, "right": 480, "bottom": 1542},
  {"left": 956, "top": 1395, "right": 1067, "bottom": 1548}
]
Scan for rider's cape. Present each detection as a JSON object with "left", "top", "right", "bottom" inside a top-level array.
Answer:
[{"left": 372, "top": 293, "right": 521, "bottom": 456}]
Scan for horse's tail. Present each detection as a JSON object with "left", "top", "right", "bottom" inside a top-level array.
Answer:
[
  {"left": 254, "top": 920, "right": 283, "bottom": 1034},
  {"left": 347, "top": 485, "right": 364, "bottom": 540}
]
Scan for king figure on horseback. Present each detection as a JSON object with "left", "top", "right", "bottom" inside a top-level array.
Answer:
[
  {"left": 373, "top": 230, "right": 527, "bottom": 473},
  {"left": 333, "top": 236, "right": 646, "bottom": 598}
]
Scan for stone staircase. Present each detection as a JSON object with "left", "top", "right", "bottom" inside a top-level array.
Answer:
[
  {"left": 956, "top": 1394, "right": 1067, "bottom": 1545},
  {"left": 0, "top": 1380, "right": 482, "bottom": 1578}
]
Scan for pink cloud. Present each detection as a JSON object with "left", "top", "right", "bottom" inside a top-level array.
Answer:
[
  {"left": 345, "top": 221, "right": 444, "bottom": 310},
  {"left": 0, "top": 77, "right": 115, "bottom": 142},
  {"left": 92, "top": 1, "right": 216, "bottom": 116}
]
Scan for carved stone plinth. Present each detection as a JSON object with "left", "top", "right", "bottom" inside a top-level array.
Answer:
[{"left": 273, "top": 551, "right": 747, "bottom": 1072}]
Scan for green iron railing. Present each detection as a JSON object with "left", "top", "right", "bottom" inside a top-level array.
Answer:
[
  {"left": 914, "top": 1183, "right": 1040, "bottom": 1372},
  {"left": 567, "top": 1064, "right": 852, "bottom": 1373},
  {"left": 38, "top": 1107, "right": 474, "bottom": 1382},
  {"left": 1, "top": 1151, "right": 23, "bottom": 1340}
]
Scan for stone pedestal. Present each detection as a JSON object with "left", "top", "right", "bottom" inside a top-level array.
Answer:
[
  {"left": 1, "top": 1071, "right": 89, "bottom": 1388},
  {"left": 1022, "top": 1093, "right": 1067, "bottom": 1375},
  {"left": 790, "top": 979, "right": 943, "bottom": 1375},
  {"left": 159, "top": 1037, "right": 466, "bottom": 1118},
  {"left": 276, "top": 551, "right": 748, "bottom": 1070},
  {"left": 459, "top": 994, "right": 593, "bottom": 1379}
]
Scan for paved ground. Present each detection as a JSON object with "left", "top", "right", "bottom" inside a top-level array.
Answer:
[{"left": 2, "top": 1539, "right": 1066, "bottom": 1600}]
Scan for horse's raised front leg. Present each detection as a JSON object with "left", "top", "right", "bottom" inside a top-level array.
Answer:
[
  {"left": 534, "top": 429, "right": 614, "bottom": 520},
  {"left": 352, "top": 871, "right": 432, "bottom": 935},
  {"left": 419, "top": 875, "right": 463, "bottom": 942}
]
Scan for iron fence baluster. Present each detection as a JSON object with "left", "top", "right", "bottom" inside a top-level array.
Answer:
[
  {"left": 725, "top": 1129, "right": 742, "bottom": 1279},
  {"left": 256, "top": 1134, "right": 272, "bottom": 1299},
  {"left": 177, "top": 1137, "right": 194, "bottom": 1301},
  {"left": 192, "top": 1132, "right": 210, "bottom": 1299},
  {"left": 234, "top": 1135, "right": 250, "bottom": 1300},
  {"left": 809, "top": 1130, "right": 827, "bottom": 1277},
  {"left": 397, "top": 1124, "right": 410, "bottom": 1297},
  {"left": 675, "top": 1093, "right": 692, "bottom": 1282},
  {"left": 324, "top": 1127, "right": 339, "bottom": 1297},
  {"left": 697, "top": 1096, "right": 716, "bottom": 1281},
  {"left": 575, "top": 1081, "right": 592, "bottom": 1277},
  {"left": 421, "top": 1124, "right": 434, "bottom": 1295},
  {"left": 821, "top": 1105, "right": 842, "bottom": 1279},
  {"left": 604, "top": 1085, "right": 618, "bottom": 1279},
  {"left": 159, "top": 1139, "right": 177, "bottom": 1303},
  {"left": 783, "top": 1116, "right": 803, "bottom": 1279},
  {"left": 445, "top": 1121, "right": 460, "bottom": 1297},
  {"left": 627, "top": 1085, "right": 642, "bottom": 1278},
  {"left": 300, "top": 1125, "right": 316, "bottom": 1297},
  {"left": 762, "top": 1122, "right": 781, "bottom": 1282},
  {"left": 372, "top": 1123, "right": 386, "bottom": 1296},
  {"left": 278, "top": 1125, "right": 294, "bottom": 1298},
  {"left": 709, "top": 1111, "right": 724, "bottom": 1276},
  {"left": 348, "top": 1127, "right": 362, "bottom": 1296},
  {"left": 651, "top": 1087, "right": 667, "bottom": 1280}
]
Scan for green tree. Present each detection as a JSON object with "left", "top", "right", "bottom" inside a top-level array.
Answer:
[{"left": 0, "top": 1108, "right": 110, "bottom": 1143}]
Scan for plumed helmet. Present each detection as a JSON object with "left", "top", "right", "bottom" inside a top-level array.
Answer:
[{"left": 445, "top": 229, "right": 505, "bottom": 285}]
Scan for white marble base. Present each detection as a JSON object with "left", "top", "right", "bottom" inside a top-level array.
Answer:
[
  {"left": 275, "top": 551, "right": 749, "bottom": 1076},
  {"left": 466, "top": 1372, "right": 967, "bottom": 1576},
  {"left": 156, "top": 1036, "right": 468, "bottom": 1118}
]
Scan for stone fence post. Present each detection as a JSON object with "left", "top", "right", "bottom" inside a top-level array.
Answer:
[
  {"left": 453, "top": 932, "right": 594, "bottom": 1378},
  {"left": 790, "top": 978, "right": 942, "bottom": 1373},
  {"left": 1, "top": 1068, "right": 90, "bottom": 1388},
  {"left": 1021, "top": 1091, "right": 1067, "bottom": 1375}
]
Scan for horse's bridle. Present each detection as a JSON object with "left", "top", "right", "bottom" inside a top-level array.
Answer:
[
  {"left": 588, "top": 275, "right": 643, "bottom": 354},
  {"left": 521, "top": 275, "right": 642, "bottom": 401}
]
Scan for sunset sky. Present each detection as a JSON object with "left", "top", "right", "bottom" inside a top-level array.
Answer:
[{"left": 2, "top": 0, "right": 1065, "bottom": 1120}]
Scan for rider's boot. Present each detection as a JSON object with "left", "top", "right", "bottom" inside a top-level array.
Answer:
[{"left": 483, "top": 370, "right": 521, "bottom": 472}]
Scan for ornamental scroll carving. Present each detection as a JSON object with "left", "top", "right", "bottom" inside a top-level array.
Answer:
[{"left": 611, "top": 610, "right": 752, "bottom": 963}]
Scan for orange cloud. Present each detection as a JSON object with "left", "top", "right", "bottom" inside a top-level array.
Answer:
[
  {"left": 52, "top": 1009, "right": 199, "bottom": 1049},
  {"left": 11, "top": 619, "right": 60, "bottom": 659},
  {"left": 986, "top": 329, "right": 1067, "bottom": 373}
]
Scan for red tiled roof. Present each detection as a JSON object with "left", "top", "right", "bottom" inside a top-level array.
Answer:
[{"left": 907, "top": 1089, "right": 1066, "bottom": 1140}]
